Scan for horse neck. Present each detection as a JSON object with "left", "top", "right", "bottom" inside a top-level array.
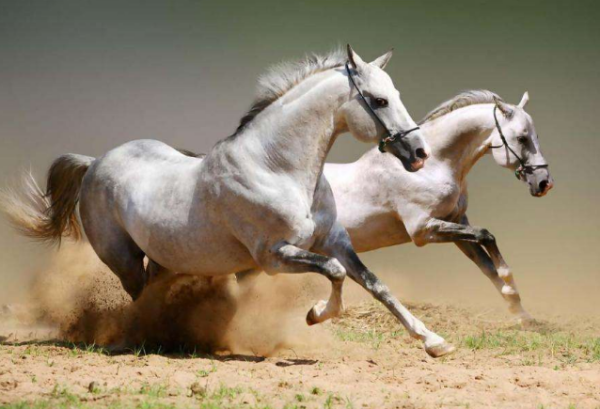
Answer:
[
  {"left": 424, "top": 103, "right": 497, "bottom": 182},
  {"left": 240, "top": 69, "right": 349, "bottom": 192}
]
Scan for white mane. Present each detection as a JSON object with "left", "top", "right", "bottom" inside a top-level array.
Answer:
[
  {"left": 233, "top": 48, "right": 347, "bottom": 134},
  {"left": 419, "top": 90, "right": 503, "bottom": 124}
]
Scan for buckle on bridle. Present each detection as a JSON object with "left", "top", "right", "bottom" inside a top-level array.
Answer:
[
  {"left": 378, "top": 127, "right": 420, "bottom": 153},
  {"left": 515, "top": 164, "right": 549, "bottom": 180},
  {"left": 378, "top": 134, "right": 397, "bottom": 152},
  {"left": 515, "top": 168, "right": 524, "bottom": 180}
]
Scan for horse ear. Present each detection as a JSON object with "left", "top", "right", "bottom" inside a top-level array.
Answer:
[
  {"left": 370, "top": 49, "right": 393, "bottom": 70},
  {"left": 493, "top": 96, "right": 514, "bottom": 118},
  {"left": 347, "top": 44, "right": 367, "bottom": 72},
  {"left": 518, "top": 91, "right": 530, "bottom": 108}
]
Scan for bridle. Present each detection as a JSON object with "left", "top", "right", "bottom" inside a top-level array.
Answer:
[
  {"left": 345, "top": 63, "right": 420, "bottom": 153},
  {"left": 490, "top": 105, "right": 548, "bottom": 180}
]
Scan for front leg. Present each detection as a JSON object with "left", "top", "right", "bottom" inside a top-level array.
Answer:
[
  {"left": 417, "top": 217, "right": 517, "bottom": 296},
  {"left": 416, "top": 215, "right": 531, "bottom": 323},
  {"left": 454, "top": 241, "right": 532, "bottom": 323},
  {"left": 257, "top": 241, "right": 346, "bottom": 325},
  {"left": 315, "top": 224, "right": 455, "bottom": 358}
]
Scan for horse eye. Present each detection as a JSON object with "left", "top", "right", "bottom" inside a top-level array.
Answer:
[
  {"left": 374, "top": 98, "right": 388, "bottom": 108},
  {"left": 517, "top": 136, "right": 528, "bottom": 144}
]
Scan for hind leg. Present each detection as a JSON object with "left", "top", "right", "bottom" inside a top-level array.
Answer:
[
  {"left": 147, "top": 259, "right": 173, "bottom": 281},
  {"left": 97, "top": 237, "right": 147, "bottom": 300},
  {"left": 79, "top": 184, "right": 148, "bottom": 300},
  {"left": 455, "top": 241, "right": 532, "bottom": 324},
  {"left": 83, "top": 220, "right": 147, "bottom": 299}
]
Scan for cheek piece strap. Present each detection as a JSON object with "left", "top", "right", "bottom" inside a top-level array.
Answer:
[
  {"left": 490, "top": 105, "right": 548, "bottom": 180},
  {"left": 345, "top": 63, "right": 420, "bottom": 153}
]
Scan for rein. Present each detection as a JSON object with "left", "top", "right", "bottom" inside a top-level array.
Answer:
[
  {"left": 490, "top": 105, "right": 548, "bottom": 180},
  {"left": 345, "top": 63, "right": 420, "bottom": 153}
]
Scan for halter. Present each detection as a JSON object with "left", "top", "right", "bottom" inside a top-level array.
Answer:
[
  {"left": 345, "top": 63, "right": 420, "bottom": 153},
  {"left": 490, "top": 105, "right": 548, "bottom": 180}
]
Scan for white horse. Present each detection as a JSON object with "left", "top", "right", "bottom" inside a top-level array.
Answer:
[
  {"left": 324, "top": 90, "right": 553, "bottom": 323},
  {"left": 2, "top": 46, "right": 457, "bottom": 357}
]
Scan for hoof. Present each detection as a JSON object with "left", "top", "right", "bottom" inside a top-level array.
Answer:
[
  {"left": 509, "top": 305, "right": 535, "bottom": 327},
  {"left": 306, "top": 300, "right": 328, "bottom": 326},
  {"left": 518, "top": 315, "right": 538, "bottom": 328},
  {"left": 306, "top": 308, "right": 318, "bottom": 326},
  {"left": 425, "top": 341, "right": 456, "bottom": 358}
]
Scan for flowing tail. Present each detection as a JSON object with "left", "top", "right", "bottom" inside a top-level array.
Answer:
[{"left": 0, "top": 154, "right": 95, "bottom": 244}]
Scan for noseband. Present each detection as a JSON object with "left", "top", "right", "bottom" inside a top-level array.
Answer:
[
  {"left": 490, "top": 105, "right": 548, "bottom": 180},
  {"left": 345, "top": 63, "right": 420, "bottom": 153}
]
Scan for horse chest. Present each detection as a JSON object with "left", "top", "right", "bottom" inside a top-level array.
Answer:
[{"left": 294, "top": 187, "right": 337, "bottom": 248}]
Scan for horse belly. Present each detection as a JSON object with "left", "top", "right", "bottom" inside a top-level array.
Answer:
[
  {"left": 147, "top": 230, "right": 255, "bottom": 276},
  {"left": 345, "top": 212, "right": 411, "bottom": 253},
  {"left": 123, "top": 195, "right": 254, "bottom": 277},
  {"left": 118, "top": 182, "right": 251, "bottom": 276}
]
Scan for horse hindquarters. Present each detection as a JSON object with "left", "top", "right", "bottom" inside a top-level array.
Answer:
[{"left": 79, "top": 174, "right": 147, "bottom": 300}]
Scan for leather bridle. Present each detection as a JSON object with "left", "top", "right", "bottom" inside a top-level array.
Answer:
[
  {"left": 490, "top": 105, "right": 548, "bottom": 180},
  {"left": 345, "top": 63, "right": 420, "bottom": 153}
]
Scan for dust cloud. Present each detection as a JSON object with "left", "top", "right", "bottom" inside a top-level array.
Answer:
[
  {"left": 0, "top": 238, "right": 597, "bottom": 355},
  {"left": 1, "top": 243, "right": 332, "bottom": 356}
]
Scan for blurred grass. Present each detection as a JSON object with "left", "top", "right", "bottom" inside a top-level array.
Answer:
[
  {"left": 333, "top": 301, "right": 600, "bottom": 365},
  {"left": 1, "top": 383, "right": 285, "bottom": 409}
]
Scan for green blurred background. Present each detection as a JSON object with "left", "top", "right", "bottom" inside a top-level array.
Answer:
[{"left": 1, "top": 0, "right": 598, "bottom": 315}]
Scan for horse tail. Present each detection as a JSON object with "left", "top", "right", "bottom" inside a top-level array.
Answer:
[{"left": 0, "top": 154, "right": 95, "bottom": 244}]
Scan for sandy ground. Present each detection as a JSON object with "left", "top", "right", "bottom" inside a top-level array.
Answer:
[
  {"left": 1, "top": 302, "right": 599, "bottom": 408},
  {"left": 0, "top": 245, "right": 599, "bottom": 408}
]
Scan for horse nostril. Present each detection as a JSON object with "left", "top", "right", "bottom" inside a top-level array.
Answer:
[
  {"left": 415, "top": 148, "right": 428, "bottom": 160},
  {"left": 539, "top": 180, "right": 549, "bottom": 192}
]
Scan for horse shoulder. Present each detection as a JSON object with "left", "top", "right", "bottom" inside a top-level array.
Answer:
[{"left": 203, "top": 147, "right": 321, "bottom": 249}]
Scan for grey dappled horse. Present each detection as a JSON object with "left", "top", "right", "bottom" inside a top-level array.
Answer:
[{"left": 2, "top": 47, "right": 456, "bottom": 357}]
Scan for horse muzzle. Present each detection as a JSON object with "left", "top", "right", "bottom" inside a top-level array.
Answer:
[
  {"left": 382, "top": 130, "right": 430, "bottom": 172},
  {"left": 533, "top": 178, "right": 554, "bottom": 197},
  {"left": 524, "top": 168, "right": 554, "bottom": 197}
]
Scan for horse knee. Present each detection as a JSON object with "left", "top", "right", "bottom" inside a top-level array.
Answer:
[
  {"left": 476, "top": 228, "right": 495, "bottom": 245},
  {"left": 410, "top": 231, "right": 429, "bottom": 247},
  {"left": 323, "top": 258, "right": 346, "bottom": 281},
  {"left": 259, "top": 243, "right": 345, "bottom": 281}
]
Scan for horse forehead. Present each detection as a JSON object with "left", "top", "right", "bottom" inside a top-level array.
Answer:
[
  {"left": 364, "top": 67, "right": 397, "bottom": 93},
  {"left": 524, "top": 112, "right": 537, "bottom": 134},
  {"left": 514, "top": 108, "right": 534, "bottom": 132}
]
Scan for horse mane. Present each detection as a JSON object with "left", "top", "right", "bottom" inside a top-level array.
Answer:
[
  {"left": 176, "top": 148, "right": 206, "bottom": 158},
  {"left": 419, "top": 90, "right": 503, "bottom": 125},
  {"left": 232, "top": 48, "right": 347, "bottom": 136}
]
